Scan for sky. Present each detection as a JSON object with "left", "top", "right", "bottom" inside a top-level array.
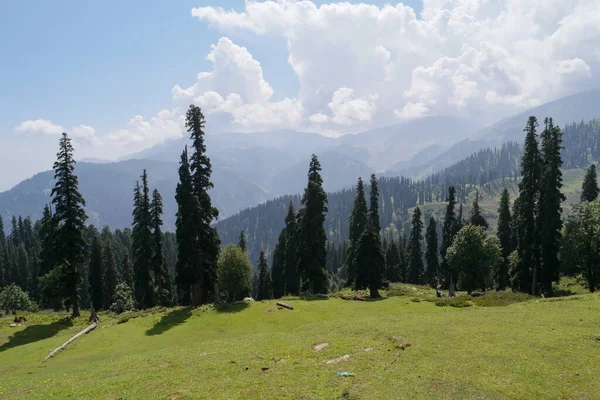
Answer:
[{"left": 1, "top": 0, "right": 599, "bottom": 191}]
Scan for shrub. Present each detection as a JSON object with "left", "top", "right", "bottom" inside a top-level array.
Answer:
[
  {"left": 0, "top": 284, "right": 34, "bottom": 316},
  {"left": 471, "top": 291, "right": 534, "bottom": 307},
  {"left": 110, "top": 283, "right": 135, "bottom": 314},
  {"left": 435, "top": 296, "right": 473, "bottom": 308},
  {"left": 218, "top": 244, "right": 252, "bottom": 302}
]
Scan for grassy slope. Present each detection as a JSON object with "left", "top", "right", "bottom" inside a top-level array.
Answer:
[{"left": 1, "top": 288, "right": 599, "bottom": 399}]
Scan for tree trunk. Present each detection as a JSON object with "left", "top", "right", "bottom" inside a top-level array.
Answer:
[
  {"left": 531, "top": 264, "right": 538, "bottom": 296},
  {"left": 71, "top": 295, "right": 80, "bottom": 318},
  {"left": 369, "top": 286, "right": 380, "bottom": 298},
  {"left": 42, "top": 323, "right": 97, "bottom": 362},
  {"left": 213, "top": 282, "right": 220, "bottom": 303}
]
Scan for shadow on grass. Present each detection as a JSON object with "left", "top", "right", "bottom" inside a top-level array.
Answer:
[
  {"left": 299, "top": 295, "right": 330, "bottom": 301},
  {"left": 552, "top": 289, "right": 577, "bottom": 297},
  {"left": 365, "top": 296, "right": 389, "bottom": 302},
  {"left": 214, "top": 302, "right": 249, "bottom": 313},
  {"left": 145, "top": 308, "right": 192, "bottom": 336},
  {"left": 0, "top": 317, "right": 73, "bottom": 353}
]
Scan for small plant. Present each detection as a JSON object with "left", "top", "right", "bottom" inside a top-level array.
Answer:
[
  {"left": 435, "top": 295, "right": 473, "bottom": 308},
  {"left": 471, "top": 291, "right": 534, "bottom": 307}
]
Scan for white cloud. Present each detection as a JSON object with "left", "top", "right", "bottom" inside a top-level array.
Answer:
[
  {"left": 328, "top": 88, "right": 378, "bottom": 125},
  {"left": 192, "top": 0, "right": 600, "bottom": 127},
  {"left": 15, "top": 119, "right": 64, "bottom": 135}
]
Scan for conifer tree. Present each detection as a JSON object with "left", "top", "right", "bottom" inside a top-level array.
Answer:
[
  {"left": 175, "top": 147, "right": 198, "bottom": 304},
  {"left": 271, "top": 242, "right": 285, "bottom": 298},
  {"left": 581, "top": 164, "right": 599, "bottom": 202},
  {"left": 102, "top": 241, "right": 119, "bottom": 309},
  {"left": 186, "top": 105, "right": 220, "bottom": 304},
  {"left": 384, "top": 240, "right": 401, "bottom": 283},
  {"left": 354, "top": 221, "right": 385, "bottom": 297},
  {"left": 514, "top": 117, "right": 541, "bottom": 294},
  {"left": 425, "top": 217, "right": 439, "bottom": 288},
  {"left": 496, "top": 189, "right": 512, "bottom": 290},
  {"left": 398, "top": 235, "right": 408, "bottom": 283},
  {"left": 369, "top": 174, "right": 381, "bottom": 235},
  {"left": 88, "top": 236, "right": 104, "bottom": 309},
  {"left": 16, "top": 243, "right": 30, "bottom": 292},
  {"left": 457, "top": 203, "right": 464, "bottom": 232},
  {"left": 537, "top": 118, "right": 565, "bottom": 296},
  {"left": 440, "top": 187, "right": 457, "bottom": 286},
  {"left": 238, "top": 231, "right": 247, "bottom": 252},
  {"left": 297, "top": 155, "right": 328, "bottom": 294},
  {"left": 408, "top": 206, "right": 424, "bottom": 284},
  {"left": 121, "top": 254, "right": 134, "bottom": 293},
  {"left": 51, "top": 132, "right": 87, "bottom": 317},
  {"left": 0, "top": 215, "right": 5, "bottom": 288},
  {"left": 150, "top": 189, "right": 170, "bottom": 306},
  {"left": 282, "top": 202, "right": 299, "bottom": 295},
  {"left": 132, "top": 172, "right": 153, "bottom": 308},
  {"left": 256, "top": 251, "right": 272, "bottom": 300},
  {"left": 469, "top": 190, "right": 489, "bottom": 229},
  {"left": 355, "top": 178, "right": 385, "bottom": 294},
  {"left": 346, "top": 177, "right": 368, "bottom": 287}
]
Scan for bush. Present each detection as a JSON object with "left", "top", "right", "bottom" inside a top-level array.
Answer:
[
  {"left": 218, "top": 244, "right": 252, "bottom": 302},
  {"left": 471, "top": 291, "right": 534, "bottom": 307},
  {"left": 435, "top": 296, "right": 473, "bottom": 308},
  {"left": 0, "top": 284, "right": 34, "bottom": 316},
  {"left": 110, "top": 283, "right": 135, "bottom": 314}
]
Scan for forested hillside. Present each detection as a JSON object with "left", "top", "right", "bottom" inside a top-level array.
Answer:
[{"left": 217, "top": 120, "right": 600, "bottom": 263}]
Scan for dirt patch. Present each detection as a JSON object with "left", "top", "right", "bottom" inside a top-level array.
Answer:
[
  {"left": 324, "top": 354, "right": 350, "bottom": 364},
  {"left": 266, "top": 309, "right": 276, "bottom": 313},
  {"left": 314, "top": 342, "right": 329, "bottom": 351},
  {"left": 363, "top": 347, "right": 373, "bottom": 352}
]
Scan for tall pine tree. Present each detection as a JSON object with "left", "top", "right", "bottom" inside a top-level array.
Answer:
[
  {"left": 51, "top": 132, "right": 87, "bottom": 318},
  {"left": 102, "top": 241, "right": 119, "bottom": 309},
  {"left": 186, "top": 105, "right": 220, "bottom": 304},
  {"left": 346, "top": 177, "right": 368, "bottom": 287},
  {"left": 425, "top": 216, "right": 439, "bottom": 288},
  {"left": 238, "top": 231, "right": 247, "bottom": 252},
  {"left": 408, "top": 206, "right": 424, "bottom": 284},
  {"left": 88, "top": 236, "right": 104, "bottom": 310},
  {"left": 151, "top": 189, "right": 171, "bottom": 306},
  {"left": 296, "top": 155, "right": 328, "bottom": 294},
  {"left": 537, "top": 118, "right": 565, "bottom": 296},
  {"left": 514, "top": 116, "right": 541, "bottom": 294},
  {"left": 132, "top": 172, "right": 153, "bottom": 308},
  {"left": 121, "top": 254, "right": 134, "bottom": 293},
  {"left": 496, "top": 189, "right": 512, "bottom": 290},
  {"left": 282, "top": 202, "right": 299, "bottom": 295},
  {"left": 354, "top": 220, "right": 385, "bottom": 297},
  {"left": 581, "top": 164, "right": 599, "bottom": 202},
  {"left": 256, "top": 250, "right": 272, "bottom": 301},
  {"left": 440, "top": 186, "right": 457, "bottom": 286}
]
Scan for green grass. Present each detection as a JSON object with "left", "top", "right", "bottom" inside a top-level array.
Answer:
[{"left": 1, "top": 293, "right": 599, "bottom": 399}]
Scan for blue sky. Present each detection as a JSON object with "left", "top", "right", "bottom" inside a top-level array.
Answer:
[{"left": 1, "top": 0, "right": 596, "bottom": 191}]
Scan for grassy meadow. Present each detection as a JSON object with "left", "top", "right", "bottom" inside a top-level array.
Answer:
[{"left": 1, "top": 282, "right": 599, "bottom": 399}]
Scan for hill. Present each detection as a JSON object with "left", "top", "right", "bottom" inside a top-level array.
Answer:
[
  {"left": 388, "top": 89, "right": 600, "bottom": 179},
  {"left": 1, "top": 287, "right": 598, "bottom": 399}
]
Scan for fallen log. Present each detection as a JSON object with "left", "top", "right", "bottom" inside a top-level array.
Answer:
[
  {"left": 354, "top": 296, "right": 366, "bottom": 301},
  {"left": 276, "top": 302, "right": 294, "bottom": 310},
  {"left": 42, "top": 323, "right": 97, "bottom": 363}
]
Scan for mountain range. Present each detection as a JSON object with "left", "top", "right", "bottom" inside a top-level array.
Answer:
[{"left": 1, "top": 89, "right": 599, "bottom": 229}]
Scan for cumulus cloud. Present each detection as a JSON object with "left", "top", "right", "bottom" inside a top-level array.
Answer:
[
  {"left": 192, "top": 0, "right": 600, "bottom": 127},
  {"left": 15, "top": 119, "right": 64, "bottom": 135}
]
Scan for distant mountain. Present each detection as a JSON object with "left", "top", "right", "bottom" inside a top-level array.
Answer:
[
  {"left": 387, "top": 89, "right": 600, "bottom": 179},
  {"left": 0, "top": 159, "right": 269, "bottom": 230}
]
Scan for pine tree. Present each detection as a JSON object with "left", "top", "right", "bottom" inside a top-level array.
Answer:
[
  {"left": 16, "top": 243, "right": 30, "bottom": 292},
  {"left": 132, "top": 172, "right": 153, "bottom": 308},
  {"left": 369, "top": 174, "right": 381, "bottom": 235},
  {"left": 271, "top": 242, "right": 285, "bottom": 298},
  {"left": 51, "top": 132, "right": 87, "bottom": 318},
  {"left": 150, "top": 189, "right": 170, "bottom": 306},
  {"left": 186, "top": 105, "right": 220, "bottom": 304},
  {"left": 88, "top": 236, "right": 104, "bottom": 310},
  {"left": 469, "top": 191, "right": 489, "bottom": 229},
  {"left": 581, "top": 164, "right": 599, "bottom": 202},
  {"left": 425, "top": 217, "right": 439, "bottom": 288},
  {"left": 408, "top": 206, "right": 424, "bottom": 284},
  {"left": 398, "top": 235, "right": 408, "bottom": 283},
  {"left": 121, "top": 254, "right": 134, "bottom": 292},
  {"left": 102, "top": 241, "right": 119, "bottom": 310},
  {"left": 175, "top": 147, "right": 198, "bottom": 304},
  {"left": 354, "top": 221, "right": 385, "bottom": 297},
  {"left": 384, "top": 240, "right": 401, "bottom": 283},
  {"left": 346, "top": 177, "right": 368, "bottom": 287},
  {"left": 238, "top": 231, "right": 247, "bottom": 252},
  {"left": 496, "top": 189, "right": 512, "bottom": 290},
  {"left": 282, "top": 202, "right": 299, "bottom": 295},
  {"left": 537, "top": 118, "right": 565, "bottom": 296},
  {"left": 514, "top": 116, "right": 541, "bottom": 294},
  {"left": 440, "top": 187, "right": 457, "bottom": 286},
  {"left": 256, "top": 251, "right": 272, "bottom": 301},
  {"left": 296, "top": 155, "right": 328, "bottom": 294}
]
